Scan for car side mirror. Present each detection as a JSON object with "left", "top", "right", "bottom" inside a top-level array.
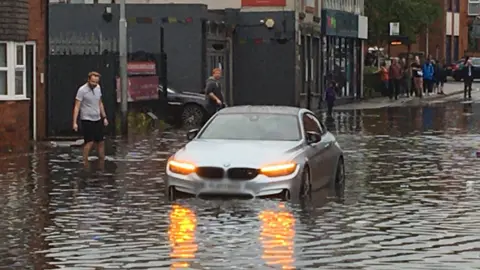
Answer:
[
  {"left": 306, "top": 131, "right": 321, "bottom": 144},
  {"left": 186, "top": 128, "right": 199, "bottom": 141}
]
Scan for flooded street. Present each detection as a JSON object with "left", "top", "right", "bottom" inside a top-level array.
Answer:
[{"left": 1, "top": 101, "right": 480, "bottom": 269}]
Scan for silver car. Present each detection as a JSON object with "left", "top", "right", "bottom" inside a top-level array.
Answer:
[{"left": 165, "top": 106, "right": 345, "bottom": 200}]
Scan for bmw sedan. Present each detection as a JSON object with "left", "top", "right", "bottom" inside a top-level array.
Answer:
[{"left": 165, "top": 106, "right": 345, "bottom": 201}]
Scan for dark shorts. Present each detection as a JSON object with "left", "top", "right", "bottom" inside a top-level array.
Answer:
[{"left": 81, "top": 120, "right": 104, "bottom": 143}]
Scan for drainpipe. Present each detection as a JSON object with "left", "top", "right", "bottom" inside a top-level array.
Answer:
[
  {"left": 227, "top": 36, "right": 233, "bottom": 105},
  {"left": 425, "top": 27, "right": 429, "bottom": 57}
]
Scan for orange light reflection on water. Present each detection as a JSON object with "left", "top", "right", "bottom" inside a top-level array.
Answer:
[
  {"left": 168, "top": 204, "right": 197, "bottom": 269},
  {"left": 258, "top": 203, "right": 295, "bottom": 269}
]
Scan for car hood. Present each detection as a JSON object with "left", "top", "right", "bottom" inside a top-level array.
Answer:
[
  {"left": 176, "top": 91, "right": 205, "bottom": 99},
  {"left": 173, "top": 139, "right": 303, "bottom": 167}
]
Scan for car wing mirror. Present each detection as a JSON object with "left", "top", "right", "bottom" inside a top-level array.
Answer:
[
  {"left": 306, "top": 131, "right": 321, "bottom": 144},
  {"left": 186, "top": 128, "right": 199, "bottom": 141}
]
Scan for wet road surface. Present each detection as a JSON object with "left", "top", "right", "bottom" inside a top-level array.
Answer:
[{"left": 1, "top": 101, "right": 480, "bottom": 269}]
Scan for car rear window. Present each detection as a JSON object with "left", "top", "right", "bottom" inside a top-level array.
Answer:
[
  {"left": 198, "top": 113, "right": 301, "bottom": 141},
  {"left": 472, "top": 59, "right": 480, "bottom": 66}
]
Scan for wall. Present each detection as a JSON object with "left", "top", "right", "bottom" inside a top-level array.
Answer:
[
  {"left": 29, "top": 0, "right": 47, "bottom": 140},
  {"left": 233, "top": 11, "right": 296, "bottom": 106},
  {"left": 0, "top": 0, "right": 29, "bottom": 41},
  {"left": 48, "top": 4, "right": 208, "bottom": 92},
  {"left": 48, "top": 0, "right": 298, "bottom": 11},
  {"left": 0, "top": 101, "right": 30, "bottom": 152}
]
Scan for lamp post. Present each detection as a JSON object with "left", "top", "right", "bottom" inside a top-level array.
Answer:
[{"left": 119, "top": 0, "right": 128, "bottom": 135}]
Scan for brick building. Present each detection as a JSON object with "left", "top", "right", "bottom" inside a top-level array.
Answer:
[
  {"left": 0, "top": 0, "right": 46, "bottom": 152},
  {"left": 389, "top": 0, "right": 468, "bottom": 64}
]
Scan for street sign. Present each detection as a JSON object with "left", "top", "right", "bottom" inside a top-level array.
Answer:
[{"left": 389, "top": 22, "right": 400, "bottom": 36}]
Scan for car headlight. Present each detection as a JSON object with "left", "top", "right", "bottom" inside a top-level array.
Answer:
[
  {"left": 260, "top": 163, "right": 297, "bottom": 177},
  {"left": 168, "top": 159, "right": 196, "bottom": 175}
]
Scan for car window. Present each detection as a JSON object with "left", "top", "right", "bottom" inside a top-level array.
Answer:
[
  {"left": 198, "top": 113, "right": 301, "bottom": 141},
  {"left": 472, "top": 59, "right": 480, "bottom": 66},
  {"left": 302, "top": 113, "right": 322, "bottom": 134}
]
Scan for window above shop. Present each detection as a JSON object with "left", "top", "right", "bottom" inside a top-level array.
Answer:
[
  {"left": 323, "top": 0, "right": 364, "bottom": 14},
  {"left": 469, "top": 0, "right": 480, "bottom": 16},
  {"left": 0, "top": 42, "right": 27, "bottom": 100}
]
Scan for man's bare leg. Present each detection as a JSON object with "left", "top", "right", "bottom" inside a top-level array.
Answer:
[
  {"left": 83, "top": 142, "right": 94, "bottom": 168},
  {"left": 97, "top": 141, "right": 105, "bottom": 170}
]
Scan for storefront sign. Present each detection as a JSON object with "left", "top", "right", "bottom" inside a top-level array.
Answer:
[
  {"left": 116, "top": 76, "right": 159, "bottom": 103},
  {"left": 304, "top": 0, "right": 315, "bottom": 14},
  {"left": 127, "top": 61, "right": 156, "bottom": 75},
  {"left": 321, "top": 9, "right": 358, "bottom": 38},
  {"left": 241, "top": 0, "right": 286, "bottom": 6}
]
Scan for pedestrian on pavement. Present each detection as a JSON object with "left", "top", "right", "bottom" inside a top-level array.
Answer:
[
  {"left": 204, "top": 68, "right": 225, "bottom": 119},
  {"left": 389, "top": 58, "right": 402, "bottom": 100},
  {"left": 72, "top": 71, "right": 109, "bottom": 169},
  {"left": 400, "top": 58, "right": 410, "bottom": 97},
  {"left": 434, "top": 59, "right": 446, "bottom": 95},
  {"left": 411, "top": 56, "right": 423, "bottom": 98},
  {"left": 462, "top": 58, "right": 474, "bottom": 100},
  {"left": 379, "top": 62, "right": 389, "bottom": 96},
  {"left": 325, "top": 81, "right": 336, "bottom": 117},
  {"left": 422, "top": 56, "right": 435, "bottom": 96}
]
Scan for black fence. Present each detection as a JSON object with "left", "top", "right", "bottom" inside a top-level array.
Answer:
[
  {"left": 47, "top": 51, "right": 165, "bottom": 137},
  {"left": 48, "top": 54, "right": 118, "bottom": 137}
]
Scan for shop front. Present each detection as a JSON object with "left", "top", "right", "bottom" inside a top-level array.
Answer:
[{"left": 321, "top": 9, "right": 360, "bottom": 99}]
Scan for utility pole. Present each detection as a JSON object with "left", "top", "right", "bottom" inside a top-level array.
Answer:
[{"left": 119, "top": 0, "right": 128, "bottom": 135}]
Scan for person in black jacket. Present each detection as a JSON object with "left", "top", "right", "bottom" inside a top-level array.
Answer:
[
  {"left": 463, "top": 58, "right": 474, "bottom": 100},
  {"left": 434, "top": 59, "right": 446, "bottom": 95}
]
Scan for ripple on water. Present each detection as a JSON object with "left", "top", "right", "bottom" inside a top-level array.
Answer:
[{"left": 0, "top": 104, "right": 480, "bottom": 269}]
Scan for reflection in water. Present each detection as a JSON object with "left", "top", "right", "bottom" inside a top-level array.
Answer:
[
  {"left": 168, "top": 204, "right": 197, "bottom": 269},
  {"left": 259, "top": 203, "right": 295, "bottom": 269}
]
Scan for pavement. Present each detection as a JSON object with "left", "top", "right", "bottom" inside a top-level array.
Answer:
[{"left": 334, "top": 81, "right": 480, "bottom": 111}]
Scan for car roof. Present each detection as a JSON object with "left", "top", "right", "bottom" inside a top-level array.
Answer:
[{"left": 218, "top": 105, "right": 304, "bottom": 115}]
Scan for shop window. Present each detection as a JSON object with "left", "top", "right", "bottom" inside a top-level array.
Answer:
[{"left": 0, "top": 42, "right": 27, "bottom": 99}]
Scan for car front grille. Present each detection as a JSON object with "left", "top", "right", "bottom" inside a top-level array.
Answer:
[
  {"left": 196, "top": 167, "right": 224, "bottom": 179},
  {"left": 227, "top": 168, "right": 259, "bottom": 180}
]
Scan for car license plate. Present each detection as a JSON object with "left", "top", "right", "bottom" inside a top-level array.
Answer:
[{"left": 206, "top": 182, "right": 244, "bottom": 191}]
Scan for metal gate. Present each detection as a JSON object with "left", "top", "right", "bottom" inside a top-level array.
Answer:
[
  {"left": 205, "top": 21, "right": 230, "bottom": 103},
  {"left": 47, "top": 54, "right": 117, "bottom": 137}
]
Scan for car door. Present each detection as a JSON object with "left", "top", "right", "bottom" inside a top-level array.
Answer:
[{"left": 302, "top": 113, "right": 330, "bottom": 189}]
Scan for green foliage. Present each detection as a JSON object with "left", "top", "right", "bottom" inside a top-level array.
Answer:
[
  {"left": 364, "top": 65, "right": 379, "bottom": 74},
  {"left": 365, "top": 0, "right": 442, "bottom": 46},
  {"left": 115, "top": 111, "right": 168, "bottom": 134}
]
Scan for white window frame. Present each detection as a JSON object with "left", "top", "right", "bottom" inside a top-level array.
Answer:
[
  {"left": 469, "top": 0, "right": 480, "bottom": 16},
  {"left": 0, "top": 42, "right": 7, "bottom": 96},
  {"left": 0, "top": 41, "right": 28, "bottom": 100}
]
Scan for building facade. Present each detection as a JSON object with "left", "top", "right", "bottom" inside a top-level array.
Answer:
[
  {"left": 0, "top": 0, "right": 46, "bottom": 151},
  {"left": 45, "top": 0, "right": 367, "bottom": 136},
  {"left": 389, "top": 0, "right": 468, "bottom": 64},
  {"left": 467, "top": 0, "right": 480, "bottom": 56}
]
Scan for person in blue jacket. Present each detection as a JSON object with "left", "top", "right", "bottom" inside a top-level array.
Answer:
[{"left": 422, "top": 56, "right": 435, "bottom": 95}]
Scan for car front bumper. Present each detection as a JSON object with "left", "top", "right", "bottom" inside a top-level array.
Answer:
[{"left": 166, "top": 168, "right": 301, "bottom": 198}]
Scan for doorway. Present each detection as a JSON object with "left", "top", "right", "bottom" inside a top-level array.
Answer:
[{"left": 26, "top": 42, "right": 36, "bottom": 140}]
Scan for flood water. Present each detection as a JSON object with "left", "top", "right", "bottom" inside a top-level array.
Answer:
[{"left": 1, "top": 102, "right": 480, "bottom": 269}]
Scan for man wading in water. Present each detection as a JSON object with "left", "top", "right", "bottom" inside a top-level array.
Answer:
[
  {"left": 72, "top": 71, "right": 109, "bottom": 168},
  {"left": 204, "top": 68, "right": 225, "bottom": 119}
]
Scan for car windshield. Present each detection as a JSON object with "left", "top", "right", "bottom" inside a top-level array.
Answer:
[
  {"left": 472, "top": 59, "right": 480, "bottom": 66},
  {"left": 198, "top": 113, "right": 301, "bottom": 141}
]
